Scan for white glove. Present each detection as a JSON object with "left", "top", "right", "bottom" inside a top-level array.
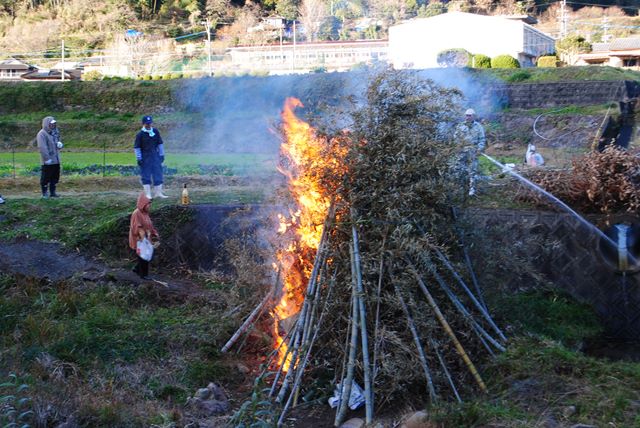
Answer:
[
  {"left": 45, "top": 159, "right": 53, "bottom": 165},
  {"left": 57, "top": 141, "right": 64, "bottom": 149}
]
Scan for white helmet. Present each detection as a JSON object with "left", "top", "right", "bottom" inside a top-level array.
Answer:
[{"left": 465, "top": 108, "right": 475, "bottom": 116}]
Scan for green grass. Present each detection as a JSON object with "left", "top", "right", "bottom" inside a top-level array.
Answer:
[
  {"left": 0, "top": 151, "right": 277, "bottom": 177},
  {"left": 478, "top": 66, "right": 640, "bottom": 83},
  {"left": 502, "top": 103, "right": 615, "bottom": 116}
]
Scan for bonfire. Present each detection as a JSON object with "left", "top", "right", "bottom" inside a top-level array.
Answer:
[{"left": 224, "top": 69, "right": 507, "bottom": 427}]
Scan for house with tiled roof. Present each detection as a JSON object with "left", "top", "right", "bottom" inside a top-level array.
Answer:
[
  {"left": 576, "top": 37, "right": 640, "bottom": 68},
  {"left": 0, "top": 58, "right": 34, "bottom": 80}
]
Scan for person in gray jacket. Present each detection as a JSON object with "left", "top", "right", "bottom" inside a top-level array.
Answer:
[{"left": 37, "top": 116, "right": 64, "bottom": 198}]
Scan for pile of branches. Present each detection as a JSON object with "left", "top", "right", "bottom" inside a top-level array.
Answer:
[
  {"left": 227, "top": 69, "right": 506, "bottom": 426},
  {"left": 519, "top": 145, "right": 640, "bottom": 214}
]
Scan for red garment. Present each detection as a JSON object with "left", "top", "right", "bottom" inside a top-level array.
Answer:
[{"left": 129, "top": 193, "right": 159, "bottom": 250}]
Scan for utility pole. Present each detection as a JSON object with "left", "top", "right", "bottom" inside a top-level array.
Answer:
[
  {"left": 203, "top": 18, "right": 213, "bottom": 77},
  {"left": 560, "top": 0, "right": 568, "bottom": 39},
  {"left": 292, "top": 20, "right": 297, "bottom": 71},
  {"left": 603, "top": 15, "right": 611, "bottom": 43},
  {"left": 61, "top": 39, "right": 65, "bottom": 82}
]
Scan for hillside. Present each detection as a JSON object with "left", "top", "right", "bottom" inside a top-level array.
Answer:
[{"left": 1, "top": 0, "right": 639, "bottom": 66}]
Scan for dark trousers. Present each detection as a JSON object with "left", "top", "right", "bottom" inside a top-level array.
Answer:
[
  {"left": 134, "top": 256, "right": 149, "bottom": 278},
  {"left": 139, "top": 157, "right": 163, "bottom": 185},
  {"left": 41, "top": 164, "right": 60, "bottom": 195}
]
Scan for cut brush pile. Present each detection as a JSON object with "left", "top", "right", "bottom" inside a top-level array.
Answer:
[{"left": 225, "top": 69, "right": 507, "bottom": 427}]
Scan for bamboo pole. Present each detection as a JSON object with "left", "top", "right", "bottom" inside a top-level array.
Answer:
[
  {"left": 277, "top": 267, "right": 337, "bottom": 426},
  {"left": 393, "top": 280, "right": 438, "bottom": 403},
  {"left": 424, "top": 258, "right": 506, "bottom": 353},
  {"left": 430, "top": 338, "right": 462, "bottom": 403},
  {"left": 407, "top": 258, "right": 488, "bottom": 393},
  {"left": 433, "top": 248, "right": 506, "bottom": 343},
  {"left": 221, "top": 271, "right": 280, "bottom": 353},
  {"left": 334, "top": 274, "right": 360, "bottom": 427},
  {"left": 351, "top": 212, "right": 373, "bottom": 424},
  {"left": 450, "top": 206, "right": 486, "bottom": 311},
  {"left": 372, "top": 247, "right": 385, "bottom": 382}
]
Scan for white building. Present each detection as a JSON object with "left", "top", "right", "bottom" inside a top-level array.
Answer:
[{"left": 389, "top": 12, "right": 555, "bottom": 69}]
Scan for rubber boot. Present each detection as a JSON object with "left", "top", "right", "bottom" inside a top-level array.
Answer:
[
  {"left": 143, "top": 184, "right": 152, "bottom": 200},
  {"left": 49, "top": 183, "right": 59, "bottom": 197},
  {"left": 41, "top": 185, "right": 48, "bottom": 199},
  {"left": 153, "top": 184, "right": 169, "bottom": 199}
]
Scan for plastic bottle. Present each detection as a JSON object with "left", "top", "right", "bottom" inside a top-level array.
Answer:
[{"left": 181, "top": 183, "right": 190, "bottom": 205}]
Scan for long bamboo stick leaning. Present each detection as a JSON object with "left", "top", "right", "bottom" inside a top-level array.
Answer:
[
  {"left": 334, "top": 275, "right": 360, "bottom": 427},
  {"left": 393, "top": 280, "right": 437, "bottom": 403},
  {"left": 351, "top": 212, "right": 373, "bottom": 424},
  {"left": 221, "top": 270, "right": 280, "bottom": 353},
  {"left": 423, "top": 258, "right": 506, "bottom": 353},
  {"left": 450, "top": 206, "right": 486, "bottom": 311},
  {"left": 406, "top": 258, "right": 488, "bottom": 393},
  {"left": 433, "top": 248, "right": 507, "bottom": 343},
  {"left": 277, "top": 267, "right": 338, "bottom": 426},
  {"left": 372, "top": 234, "right": 386, "bottom": 382},
  {"left": 430, "top": 338, "right": 462, "bottom": 403}
]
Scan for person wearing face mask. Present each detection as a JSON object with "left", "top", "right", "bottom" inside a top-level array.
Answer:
[
  {"left": 134, "top": 115, "right": 167, "bottom": 199},
  {"left": 37, "top": 116, "right": 64, "bottom": 198}
]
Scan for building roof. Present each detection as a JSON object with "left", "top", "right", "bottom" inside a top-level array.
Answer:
[
  {"left": 610, "top": 38, "right": 640, "bottom": 51},
  {"left": 0, "top": 58, "right": 31, "bottom": 70},
  {"left": 592, "top": 42, "right": 611, "bottom": 53},
  {"left": 21, "top": 69, "right": 79, "bottom": 80}
]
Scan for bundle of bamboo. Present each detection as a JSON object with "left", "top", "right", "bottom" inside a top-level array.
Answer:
[{"left": 225, "top": 69, "right": 507, "bottom": 427}]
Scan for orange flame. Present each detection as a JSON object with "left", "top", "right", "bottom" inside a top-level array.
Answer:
[{"left": 272, "top": 97, "right": 333, "bottom": 371}]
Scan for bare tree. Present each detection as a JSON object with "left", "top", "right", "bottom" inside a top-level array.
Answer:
[{"left": 299, "top": 0, "right": 326, "bottom": 42}]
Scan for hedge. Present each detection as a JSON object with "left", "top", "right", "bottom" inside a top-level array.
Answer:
[
  {"left": 537, "top": 55, "right": 558, "bottom": 68},
  {"left": 491, "top": 54, "right": 520, "bottom": 69},
  {"left": 471, "top": 54, "right": 491, "bottom": 69}
]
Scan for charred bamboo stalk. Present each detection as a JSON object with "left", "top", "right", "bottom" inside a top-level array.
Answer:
[
  {"left": 407, "top": 258, "right": 488, "bottom": 393},
  {"left": 221, "top": 271, "right": 280, "bottom": 353},
  {"left": 278, "top": 267, "right": 337, "bottom": 426},
  {"left": 430, "top": 338, "right": 462, "bottom": 403},
  {"left": 268, "top": 319, "right": 302, "bottom": 397},
  {"left": 334, "top": 275, "right": 360, "bottom": 427},
  {"left": 393, "top": 280, "right": 437, "bottom": 403},
  {"left": 351, "top": 216, "right": 373, "bottom": 424},
  {"left": 433, "top": 249, "right": 506, "bottom": 343}
]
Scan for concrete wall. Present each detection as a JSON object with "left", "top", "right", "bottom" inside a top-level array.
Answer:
[
  {"left": 470, "top": 208, "right": 640, "bottom": 340},
  {"left": 492, "top": 80, "right": 640, "bottom": 109}
]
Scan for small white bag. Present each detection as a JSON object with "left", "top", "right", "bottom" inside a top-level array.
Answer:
[{"left": 136, "top": 237, "right": 154, "bottom": 261}]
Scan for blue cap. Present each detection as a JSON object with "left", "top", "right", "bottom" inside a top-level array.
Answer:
[{"left": 142, "top": 115, "right": 153, "bottom": 124}]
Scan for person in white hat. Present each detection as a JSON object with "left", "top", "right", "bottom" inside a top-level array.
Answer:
[{"left": 453, "top": 108, "right": 486, "bottom": 196}]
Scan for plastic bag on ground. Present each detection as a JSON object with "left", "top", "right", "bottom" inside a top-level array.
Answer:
[{"left": 327, "top": 381, "right": 365, "bottom": 410}]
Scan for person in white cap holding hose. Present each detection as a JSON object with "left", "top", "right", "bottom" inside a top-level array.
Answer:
[
  {"left": 525, "top": 144, "right": 545, "bottom": 166},
  {"left": 453, "top": 108, "right": 486, "bottom": 196},
  {"left": 134, "top": 115, "right": 167, "bottom": 199},
  {"left": 37, "top": 116, "right": 64, "bottom": 198}
]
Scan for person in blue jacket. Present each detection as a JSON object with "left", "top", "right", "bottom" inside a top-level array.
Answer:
[{"left": 134, "top": 115, "right": 167, "bottom": 199}]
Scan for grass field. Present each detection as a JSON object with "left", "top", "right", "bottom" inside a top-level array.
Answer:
[{"left": 0, "top": 151, "right": 278, "bottom": 177}]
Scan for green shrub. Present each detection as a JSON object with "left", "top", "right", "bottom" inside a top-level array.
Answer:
[
  {"left": 142, "top": 75, "right": 153, "bottom": 80},
  {"left": 491, "top": 54, "right": 520, "bottom": 69},
  {"left": 162, "top": 74, "right": 172, "bottom": 80},
  {"left": 471, "top": 54, "right": 491, "bottom": 69},
  {"left": 152, "top": 75, "right": 163, "bottom": 80},
  {"left": 437, "top": 48, "right": 472, "bottom": 67},
  {"left": 169, "top": 73, "right": 183, "bottom": 79},
  {"left": 506, "top": 70, "right": 531, "bottom": 82},
  {"left": 165, "top": 25, "right": 183, "bottom": 38},
  {"left": 82, "top": 70, "right": 103, "bottom": 81},
  {"left": 537, "top": 55, "right": 558, "bottom": 68}
]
